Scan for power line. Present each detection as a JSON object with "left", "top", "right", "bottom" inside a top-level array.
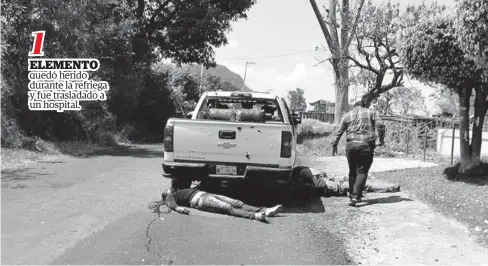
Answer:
[{"left": 221, "top": 49, "right": 318, "bottom": 61}]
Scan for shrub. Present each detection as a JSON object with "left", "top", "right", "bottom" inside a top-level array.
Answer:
[
  {"left": 297, "top": 119, "right": 337, "bottom": 143},
  {"left": 298, "top": 135, "right": 346, "bottom": 156}
]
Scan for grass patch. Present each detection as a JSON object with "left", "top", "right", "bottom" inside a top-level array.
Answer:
[
  {"left": 373, "top": 166, "right": 488, "bottom": 247},
  {"left": 298, "top": 136, "right": 345, "bottom": 157},
  {"left": 299, "top": 135, "right": 407, "bottom": 158},
  {"left": 1, "top": 140, "right": 114, "bottom": 170},
  {"left": 1, "top": 148, "right": 66, "bottom": 170},
  {"left": 297, "top": 119, "right": 336, "bottom": 144},
  {"left": 54, "top": 141, "right": 106, "bottom": 156}
]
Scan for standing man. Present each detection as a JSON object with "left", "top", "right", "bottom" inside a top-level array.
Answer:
[{"left": 331, "top": 99, "right": 386, "bottom": 206}]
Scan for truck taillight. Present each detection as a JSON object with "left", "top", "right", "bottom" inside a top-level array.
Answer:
[
  {"left": 164, "top": 119, "right": 175, "bottom": 152},
  {"left": 280, "top": 131, "right": 292, "bottom": 158}
]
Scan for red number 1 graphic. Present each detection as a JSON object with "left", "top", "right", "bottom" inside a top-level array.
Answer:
[{"left": 29, "top": 31, "right": 46, "bottom": 57}]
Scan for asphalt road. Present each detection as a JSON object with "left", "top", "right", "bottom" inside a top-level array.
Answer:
[{"left": 1, "top": 144, "right": 351, "bottom": 265}]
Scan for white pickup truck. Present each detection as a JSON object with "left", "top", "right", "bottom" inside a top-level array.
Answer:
[{"left": 162, "top": 91, "right": 301, "bottom": 189}]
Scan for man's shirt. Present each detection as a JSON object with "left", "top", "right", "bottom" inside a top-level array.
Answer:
[
  {"left": 166, "top": 188, "right": 200, "bottom": 209},
  {"left": 331, "top": 107, "right": 385, "bottom": 146}
]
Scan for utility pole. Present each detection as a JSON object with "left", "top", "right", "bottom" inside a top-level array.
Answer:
[{"left": 241, "top": 61, "right": 256, "bottom": 91}]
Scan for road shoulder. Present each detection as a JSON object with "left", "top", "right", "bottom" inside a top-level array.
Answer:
[{"left": 305, "top": 156, "right": 488, "bottom": 265}]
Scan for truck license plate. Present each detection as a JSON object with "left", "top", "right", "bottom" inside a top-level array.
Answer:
[{"left": 216, "top": 165, "right": 237, "bottom": 175}]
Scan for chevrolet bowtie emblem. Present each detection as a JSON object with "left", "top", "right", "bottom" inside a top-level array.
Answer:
[{"left": 217, "top": 141, "right": 237, "bottom": 149}]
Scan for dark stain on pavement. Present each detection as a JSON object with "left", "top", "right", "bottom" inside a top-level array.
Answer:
[
  {"left": 75, "top": 145, "right": 166, "bottom": 159},
  {"left": 1, "top": 168, "right": 48, "bottom": 182}
]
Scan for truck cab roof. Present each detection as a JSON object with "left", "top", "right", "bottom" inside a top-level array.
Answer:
[{"left": 203, "top": 91, "right": 278, "bottom": 100}]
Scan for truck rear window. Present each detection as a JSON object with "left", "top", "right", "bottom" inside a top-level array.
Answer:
[{"left": 196, "top": 97, "right": 284, "bottom": 123}]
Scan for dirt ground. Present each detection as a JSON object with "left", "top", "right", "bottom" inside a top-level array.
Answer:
[
  {"left": 373, "top": 167, "right": 488, "bottom": 248},
  {"left": 301, "top": 155, "right": 488, "bottom": 265}
]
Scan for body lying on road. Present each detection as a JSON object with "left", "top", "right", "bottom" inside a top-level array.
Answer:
[
  {"left": 148, "top": 166, "right": 400, "bottom": 220},
  {"left": 148, "top": 188, "right": 282, "bottom": 222},
  {"left": 290, "top": 166, "right": 400, "bottom": 198}
]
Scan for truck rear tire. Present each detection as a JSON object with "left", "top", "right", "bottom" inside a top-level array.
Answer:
[{"left": 171, "top": 178, "right": 192, "bottom": 189}]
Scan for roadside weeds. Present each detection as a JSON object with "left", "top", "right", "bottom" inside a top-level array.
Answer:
[{"left": 1, "top": 141, "right": 125, "bottom": 171}]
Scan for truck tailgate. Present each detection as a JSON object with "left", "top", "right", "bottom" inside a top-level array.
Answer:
[{"left": 173, "top": 120, "right": 285, "bottom": 165}]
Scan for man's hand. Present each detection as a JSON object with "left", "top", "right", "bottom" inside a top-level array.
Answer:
[
  {"left": 332, "top": 145, "right": 337, "bottom": 156},
  {"left": 175, "top": 207, "right": 190, "bottom": 215}
]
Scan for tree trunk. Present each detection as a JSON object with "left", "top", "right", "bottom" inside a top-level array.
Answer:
[
  {"left": 309, "top": 0, "right": 362, "bottom": 124},
  {"left": 334, "top": 59, "right": 350, "bottom": 124},
  {"left": 458, "top": 87, "right": 473, "bottom": 173},
  {"left": 470, "top": 87, "right": 488, "bottom": 167},
  {"left": 362, "top": 90, "right": 376, "bottom": 108}
]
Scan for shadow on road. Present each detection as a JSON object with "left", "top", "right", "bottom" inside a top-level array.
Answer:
[{"left": 357, "top": 195, "right": 413, "bottom": 207}]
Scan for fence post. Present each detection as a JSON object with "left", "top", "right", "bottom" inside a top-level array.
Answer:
[
  {"left": 451, "top": 118, "right": 455, "bottom": 165},
  {"left": 423, "top": 126, "right": 428, "bottom": 162},
  {"left": 406, "top": 129, "right": 410, "bottom": 155}
]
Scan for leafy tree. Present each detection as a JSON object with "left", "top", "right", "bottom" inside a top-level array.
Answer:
[
  {"left": 206, "top": 75, "right": 240, "bottom": 91},
  {"left": 310, "top": 0, "right": 366, "bottom": 123},
  {"left": 371, "top": 91, "right": 394, "bottom": 115},
  {"left": 134, "top": 0, "right": 256, "bottom": 67},
  {"left": 1, "top": 0, "right": 255, "bottom": 144},
  {"left": 370, "top": 86, "right": 426, "bottom": 116},
  {"left": 455, "top": 0, "right": 488, "bottom": 80},
  {"left": 390, "top": 86, "right": 426, "bottom": 116},
  {"left": 173, "top": 70, "right": 201, "bottom": 102},
  {"left": 287, "top": 88, "right": 307, "bottom": 111},
  {"left": 348, "top": 1, "right": 404, "bottom": 107},
  {"left": 429, "top": 87, "right": 459, "bottom": 117},
  {"left": 397, "top": 6, "right": 488, "bottom": 172}
]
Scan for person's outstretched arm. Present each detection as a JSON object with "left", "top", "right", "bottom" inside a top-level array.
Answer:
[
  {"left": 166, "top": 193, "right": 190, "bottom": 215},
  {"left": 331, "top": 116, "right": 348, "bottom": 155}
]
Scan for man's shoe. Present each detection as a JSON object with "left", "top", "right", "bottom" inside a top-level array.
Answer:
[
  {"left": 348, "top": 198, "right": 358, "bottom": 207},
  {"left": 255, "top": 212, "right": 267, "bottom": 221},
  {"left": 265, "top": 205, "right": 283, "bottom": 217}
]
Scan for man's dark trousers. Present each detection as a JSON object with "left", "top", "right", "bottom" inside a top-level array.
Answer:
[{"left": 346, "top": 141, "right": 374, "bottom": 200}]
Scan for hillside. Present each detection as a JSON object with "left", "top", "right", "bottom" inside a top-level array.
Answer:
[
  {"left": 186, "top": 64, "right": 253, "bottom": 92},
  {"left": 155, "top": 63, "right": 253, "bottom": 92}
]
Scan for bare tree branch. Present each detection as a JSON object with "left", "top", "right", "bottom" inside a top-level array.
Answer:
[
  {"left": 313, "top": 55, "right": 347, "bottom": 67},
  {"left": 354, "top": 32, "right": 379, "bottom": 74},
  {"left": 310, "top": 0, "right": 337, "bottom": 56},
  {"left": 345, "top": 0, "right": 366, "bottom": 49},
  {"left": 329, "top": 0, "right": 340, "bottom": 49},
  {"left": 347, "top": 55, "right": 379, "bottom": 74}
]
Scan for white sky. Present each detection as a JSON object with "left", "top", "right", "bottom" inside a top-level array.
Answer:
[{"left": 214, "top": 0, "right": 457, "bottom": 114}]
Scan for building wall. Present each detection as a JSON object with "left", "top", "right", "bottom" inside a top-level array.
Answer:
[
  {"left": 436, "top": 128, "right": 488, "bottom": 157},
  {"left": 313, "top": 104, "right": 327, "bottom": 112},
  {"left": 325, "top": 105, "right": 334, "bottom": 114}
]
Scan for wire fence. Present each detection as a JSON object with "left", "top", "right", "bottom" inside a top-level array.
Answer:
[{"left": 379, "top": 115, "right": 458, "bottom": 163}]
